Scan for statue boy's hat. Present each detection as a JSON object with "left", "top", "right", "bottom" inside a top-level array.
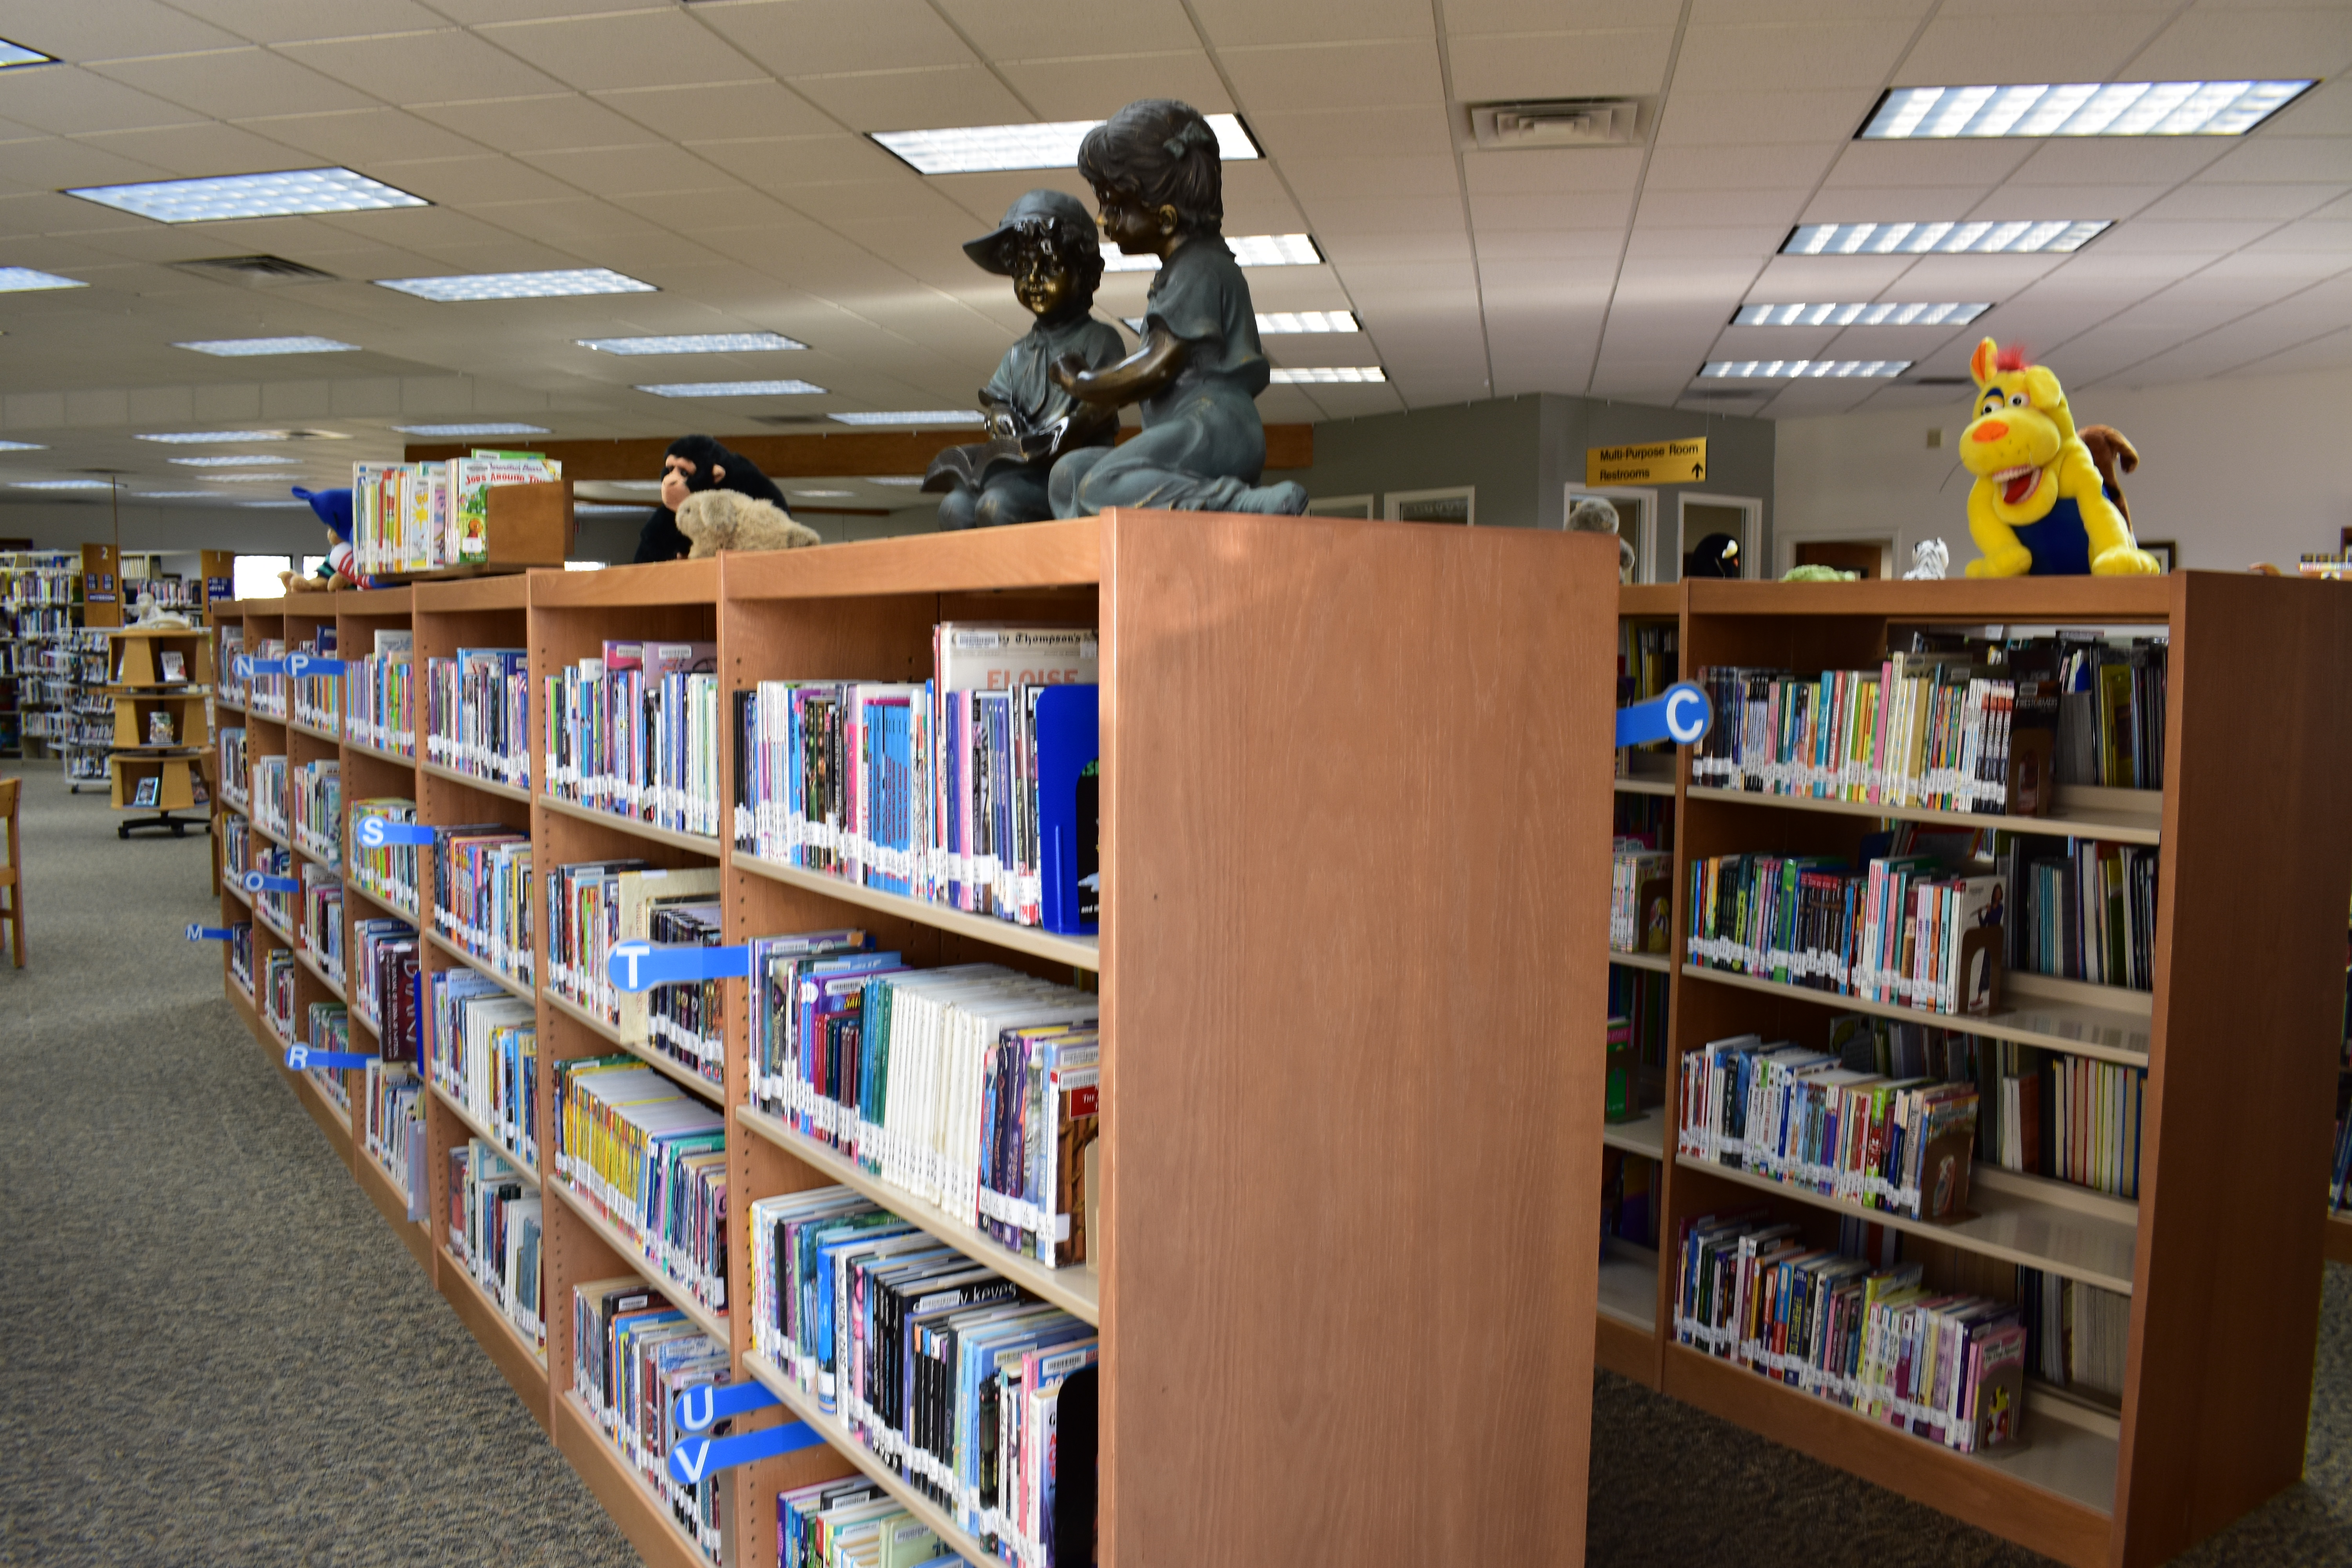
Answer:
[{"left": 962, "top": 189, "right": 1097, "bottom": 275}]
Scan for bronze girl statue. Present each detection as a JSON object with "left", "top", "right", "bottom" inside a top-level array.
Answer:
[{"left": 1047, "top": 100, "right": 1308, "bottom": 518}]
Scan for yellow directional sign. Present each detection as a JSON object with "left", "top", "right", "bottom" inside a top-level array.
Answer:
[{"left": 1587, "top": 438, "right": 1706, "bottom": 486}]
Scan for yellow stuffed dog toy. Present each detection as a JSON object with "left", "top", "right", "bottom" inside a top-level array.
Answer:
[{"left": 1960, "top": 338, "right": 2159, "bottom": 577}]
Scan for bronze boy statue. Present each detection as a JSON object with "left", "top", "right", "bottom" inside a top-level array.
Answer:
[
  {"left": 926, "top": 190, "right": 1128, "bottom": 530},
  {"left": 1047, "top": 99, "right": 1308, "bottom": 518}
]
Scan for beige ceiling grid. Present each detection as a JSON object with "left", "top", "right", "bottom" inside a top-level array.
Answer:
[{"left": 0, "top": 0, "right": 2342, "bottom": 493}]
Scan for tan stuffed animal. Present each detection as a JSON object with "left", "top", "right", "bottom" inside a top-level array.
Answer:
[{"left": 674, "top": 489, "right": 821, "bottom": 559}]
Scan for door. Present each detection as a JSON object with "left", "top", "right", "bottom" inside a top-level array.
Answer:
[{"left": 1677, "top": 495, "right": 1762, "bottom": 581}]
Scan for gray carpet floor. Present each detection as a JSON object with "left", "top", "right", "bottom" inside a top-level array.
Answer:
[{"left": 2, "top": 759, "right": 2349, "bottom": 1566}]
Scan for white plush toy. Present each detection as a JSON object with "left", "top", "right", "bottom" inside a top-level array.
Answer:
[
  {"left": 1568, "top": 497, "right": 1635, "bottom": 583},
  {"left": 1903, "top": 539, "right": 1950, "bottom": 581}
]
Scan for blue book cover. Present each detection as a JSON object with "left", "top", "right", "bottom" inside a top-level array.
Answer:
[{"left": 1036, "top": 685, "right": 1099, "bottom": 936}]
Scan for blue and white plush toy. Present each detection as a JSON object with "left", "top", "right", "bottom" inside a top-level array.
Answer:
[{"left": 282, "top": 486, "right": 367, "bottom": 592}]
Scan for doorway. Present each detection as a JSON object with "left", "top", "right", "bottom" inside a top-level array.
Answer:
[
  {"left": 1791, "top": 538, "right": 1891, "bottom": 579},
  {"left": 1676, "top": 494, "right": 1762, "bottom": 581},
  {"left": 1565, "top": 486, "right": 1658, "bottom": 582}
]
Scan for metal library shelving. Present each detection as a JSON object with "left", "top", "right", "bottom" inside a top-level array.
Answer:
[{"left": 208, "top": 513, "right": 1618, "bottom": 1568}]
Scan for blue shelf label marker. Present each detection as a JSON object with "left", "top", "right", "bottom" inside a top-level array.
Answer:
[
  {"left": 247, "top": 657, "right": 289, "bottom": 677},
  {"left": 242, "top": 871, "right": 301, "bottom": 895},
  {"left": 1615, "top": 682, "right": 1712, "bottom": 749},
  {"left": 355, "top": 816, "right": 434, "bottom": 849},
  {"left": 673, "top": 1381, "right": 781, "bottom": 1434},
  {"left": 667, "top": 1421, "right": 824, "bottom": 1487},
  {"left": 232, "top": 655, "right": 252, "bottom": 680},
  {"left": 285, "top": 1045, "right": 376, "bottom": 1071},
  {"left": 185, "top": 924, "right": 234, "bottom": 942},
  {"left": 287, "top": 653, "right": 347, "bottom": 678},
  {"left": 608, "top": 941, "right": 753, "bottom": 993}
]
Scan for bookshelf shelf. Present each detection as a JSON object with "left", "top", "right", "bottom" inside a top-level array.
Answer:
[
  {"left": 1686, "top": 782, "right": 2163, "bottom": 847},
  {"left": 427, "top": 1080, "right": 536, "bottom": 1187},
  {"left": 345, "top": 735, "right": 414, "bottom": 768},
  {"left": 548, "top": 1175, "right": 727, "bottom": 1345},
  {"left": 1597, "top": 1241, "right": 1658, "bottom": 1331},
  {"left": 1609, "top": 949, "right": 1671, "bottom": 974},
  {"left": 1600, "top": 1107, "right": 1668, "bottom": 1161},
  {"left": 542, "top": 989, "right": 724, "bottom": 1104},
  {"left": 422, "top": 759, "right": 530, "bottom": 804},
  {"left": 736, "top": 1102, "right": 1100, "bottom": 1326},
  {"left": 1673, "top": 1152, "right": 2137, "bottom": 1293},
  {"left": 423, "top": 928, "right": 532, "bottom": 1004},
  {"left": 1617, "top": 573, "right": 2352, "bottom": 1568},
  {"left": 733, "top": 850, "right": 1102, "bottom": 972},
  {"left": 354, "top": 1147, "right": 432, "bottom": 1274},
  {"left": 294, "top": 946, "right": 345, "bottom": 1003},
  {"left": 742, "top": 1350, "right": 997, "bottom": 1567},
  {"left": 537, "top": 793, "right": 722, "bottom": 859},
  {"left": 1678, "top": 964, "right": 2154, "bottom": 1067},
  {"left": 290, "top": 717, "right": 337, "bottom": 743},
  {"left": 217, "top": 697, "right": 243, "bottom": 714},
  {"left": 1615, "top": 775, "right": 1676, "bottom": 798},
  {"left": 250, "top": 817, "right": 287, "bottom": 849},
  {"left": 346, "top": 882, "right": 419, "bottom": 924},
  {"left": 254, "top": 904, "right": 294, "bottom": 945},
  {"left": 552, "top": 1394, "right": 709, "bottom": 1568},
  {"left": 438, "top": 1245, "right": 551, "bottom": 1426}
]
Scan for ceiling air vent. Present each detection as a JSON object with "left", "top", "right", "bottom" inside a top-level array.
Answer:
[
  {"left": 1682, "top": 389, "right": 1763, "bottom": 401},
  {"left": 751, "top": 414, "right": 830, "bottom": 427},
  {"left": 1468, "top": 98, "right": 1647, "bottom": 150},
  {"left": 1905, "top": 376, "right": 1972, "bottom": 387},
  {"left": 167, "top": 254, "right": 339, "bottom": 288}
]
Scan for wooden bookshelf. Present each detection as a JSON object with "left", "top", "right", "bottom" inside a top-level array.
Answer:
[
  {"left": 1608, "top": 574, "right": 2352, "bottom": 1568},
  {"left": 209, "top": 516, "right": 1616, "bottom": 1568}
]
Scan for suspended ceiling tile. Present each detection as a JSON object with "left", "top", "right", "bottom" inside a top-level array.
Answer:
[
  {"left": 478, "top": 9, "right": 769, "bottom": 92},
  {"left": 1447, "top": 0, "right": 1683, "bottom": 32},
  {"left": 1477, "top": 255, "right": 1616, "bottom": 296},
  {"left": 930, "top": 0, "right": 1202, "bottom": 59},
  {"left": 70, "top": 121, "right": 326, "bottom": 182},
  {"left": 0, "top": 137, "right": 174, "bottom": 191},
  {"left": 1243, "top": 105, "right": 1455, "bottom": 161},
  {"left": 693, "top": 0, "right": 980, "bottom": 78},
  {"left": 1185, "top": 0, "right": 1428, "bottom": 49},
  {"left": 521, "top": 143, "right": 751, "bottom": 199},
  {"left": 1461, "top": 147, "right": 1646, "bottom": 195},
  {"left": 2096, "top": 219, "right": 2284, "bottom": 254},
  {"left": 2193, "top": 249, "right": 2352, "bottom": 286},
  {"left": 1674, "top": 20, "right": 1919, "bottom": 94},
  {"left": 1824, "top": 139, "right": 2035, "bottom": 190},
  {"left": 2005, "top": 137, "right": 2232, "bottom": 187},
  {"left": 0, "top": 190, "right": 152, "bottom": 236},
  {"left": 922, "top": 169, "right": 1094, "bottom": 228},
  {"left": 456, "top": 194, "right": 668, "bottom": 246},
  {"left": 1282, "top": 154, "right": 1463, "bottom": 200},
  {"left": 0, "top": 0, "right": 249, "bottom": 60},
  {"left": 411, "top": 93, "right": 666, "bottom": 154},
  {"left": 1316, "top": 229, "right": 1471, "bottom": 265},
  {"left": 93, "top": 48, "right": 382, "bottom": 120},
  {"left": 1653, "top": 88, "right": 1880, "bottom": 147},
  {"left": 1710, "top": 323, "right": 1843, "bottom": 358},
  {"left": 368, "top": 153, "right": 582, "bottom": 205},
  {"left": 690, "top": 135, "right": 905, "bottom": 191},
  {"left": 283, "top": 30, "right": 573, "bottom": 104},
  {"left": 2228, "top": 324, "right": 2352, "bottom": 375},
  {"left": 2195, "top": 138, "right": 2352, "bottom": 186},
  {"left": 231, "top": 107, "right": 487, "bottom": 164},
  {"left": 1473, "top": 228, "right": 1626, "bottom": 260},
  {"left": 2244, "top": 220, "right": 2352, "bottom": 253},
  {"left": 2140, "top": 181, "right": 2348, "bottom": 224},
  {"left": 1466, "top": 186, "right": 1634, "bottom": 230},
  {"left": 1305, "top": 193, "right": 1474, "bottom": 236},
  {"left": 1968, "top": 184, "right": 2170, "bottom": 220},
  {"left": 2128, "top": 6, "right": 2352, "bottom": 80},
  {"left": 170, "top": 0, "right": 451, "bottom": 44},
  {"left": 1647, "top": 143, "right": 1840, "bottom": 192},
  {"left": 595, "top": 80, "right": 837, "bottom": 143},
  {"left": 789, "top": 66, "right": 1032, "bottom": 133},
  {"left": 0, "top": 65, "right": 213, "bottom": 136},
  {"left": 1749, "top": 253, "right": 1917, "bottom": 294},
  {"left": 1635, "top": 188, "right": 1810, "bottom": 228},
  {"left": 1627, "top": 224, "right": 1793, "bottom": 258},
  {"left": 1444, "top": 28, "right": 1677, "bottom": 102},
  {"left": 1895, "top": 12, "right": 2171, "bottom": 84},
  {"left": 1891, "top": 253, "right": 2070, "bottom": 291},
  {"left": 2264, "top": 75, "right": 2352, "bottom": 136},
  {"left": 1218, "top": 38, "right": 1445, "bottom": 113},
  {"left": 1818, "top": 321, "right": 1985, "bottom": 359},
  {"left": 994, "top": 51, "right": 1232, "bottom": 118},
  {"left": 1800, "top": 187, "right": 1989, "bottom": 222}
]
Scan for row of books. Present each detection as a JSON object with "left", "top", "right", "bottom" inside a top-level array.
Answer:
[
  {"left": 221, "top": 810, "right": 252, "bottom": 892},
  {"left": 218, "top": 626, "right": 245, "bottom": 706},
  {"left": 246, "top": 637, "right": 288, "bottom": 719},
  {"left": 352, "top": 916, "right": 419, "bottom": 1054},
  {"left": 1686, "top": 852, "right": 2008, "bottom": 1016},
  {"left": 251, "top": 754, "right": 289, "bottom": 839},
  {"left": 747, "top": 1183, "right": 1096, "bottom": 1564},
  {"left": 1691, "top": 657, "right": 2038, "bottom": 814},
  {"left": 1983, "top": 1043, "right": 2144, "bottom": 1200},
  {"left": 302, "top": 998, "right": 352, "bottom": 1113},
  {"left": 1677, "top": 1032, "right": 1982, "bottom": 1221},
  {"left": 751, "top": 949, "right": 1101, "bottom": 1271},
  {"left": 553, "top": 1056, "right": 727, "bottom": 1318},
  {"left": 349, "top": 454, "right": 563, "bottom": 577},
  {"left": 252, "top": 844, "right": 297, "bottom": 938},
  {"left": 544, "top": 640, "right": 722, "bottom": 838},
  {"left": 733, "top": 624, "right": 1101, "bottom": 937},
  {"left": 432, "top": 825, "right": 533, "bottom": 987},
  {"left": 1997, "top": 835, "right": 2158, "bottom": 993},
  {"left": 361, "top": 1060, "right": 425, "bottom": 1209},
  {"left": 218, "top": 726, "right": 248, "bottom": 807},
  {"left": 1610, "top": 841, "right": 1670, "bottom": 955},
  {"left": 1675, "top": 1212, "right": 2026, "bottom": 1455},
  {"left": 779, "top": 1478, "right": 968, "bottom": 1568},
  {"left": 291, "top": 758, "right": 341, "bottom": 869},
  {"left": 299, "top": 871, "right": 344, "bottom": 984},
  {"left": 348, "top": 798, "right": 420, "bottom": 918},
  {"left": 542, "top": 860, "right": 725, "bottom": 1084},
  {"left": 571, "top": 1275, "right": 725, "bottom": 1563},
  {"left": 263, "top": 946, "right": 299, "bottom": 1047},
  {"left": 450, "top": 1139, "right": 544, "bottom": 1352},
  {"left": 228, "top": 919, "right": 254, "bottom": 995},
  {"left": 347, "top": 633, "right": 416, "bottom": 757},
  {"left": 290, "top": 629, "right": 339, "bottom": 732},
  {"left": 428, "top": 969, "right": 539, "bottom": 1166},
  {"left": 426, "top": 648, "right": 530, "bottom": 788},
  {"left": 2018, "top": 1266, "right": 2129, "bottom": 1399}
]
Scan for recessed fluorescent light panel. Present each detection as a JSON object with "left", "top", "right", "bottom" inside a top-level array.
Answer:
[
  {"left": 864, "top": 476, "right": 925, "bottom": 486},
  {"left": 579, "top": 333, "right": 808, "bottom": 354},
  {"left": 377, "top": 269, "right": 654, "bottom": 301},
  {"left": 241, "top": 499, "right": 309, "bottom": 508},
  {"left": 15, "top": 479, "right": 114, "bottom": 490},
  {"left": 0, "top": 440, "right": 45, "bottom": 451},
  {"left": 1700, "top": 360, "right": 1912, "bottom": 379},
  {"left": 201, "top": 472, "right": 301, "bottom": 481},
  {"left": 176, "top": 336, "right": 359, "bottom": 357},
  {"left": 0, "top": 267, "right": 82, "bottom": 291},
  {"left": 572, "top": 503, "right": 647, "bottom": 515},
  {"left": 1734, "top": 302, "right": 1990, "bottom": 327},
  {"left": 1123, "top": 310, "right": 1361, "bottom": 333},
  {"left": 0, "top": 38, "right": 53, "bottom": 67},
  {"left": 136, "top": 430, "right": 293, "bottom": 443},
  {"left": 829, "top": 412, "right": 986, "bottom": 426},
  {"left": 1862, "top": 81, "right": 2315, "bottom": 140},
  {"left": 791, "top": 490, "right": 855, "bottom": 499},
  {"left": 137, "top": 492, "right": 220, "bottom": 499},
  {"left": 1784, "top": 221, "right": 2107, "bottom": 256},
  {"left": 873, "top": 114, "right": 1258, "bottom": 174},
  {"left": 1269, "top": 366, "right": 1386, "bottom": 383},
  {"left": 67, "top": 167, "right": 426, "bottom": 223},
  {"left": 635, "top": 380, "right": 826, "bottom": 397},
  {"left": 391, "top": 423, "right": 550, "bottom": 437},
  {"left": 1103, "top": 234, "right": 1322, "bottom": 272},
  {"left": 169, "top": 455, "right": 298, "bottom": 467}
]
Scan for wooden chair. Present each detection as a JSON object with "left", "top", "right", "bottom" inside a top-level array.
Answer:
[{"left": 0, "top": 777, "right": 18, "bottom": 967}]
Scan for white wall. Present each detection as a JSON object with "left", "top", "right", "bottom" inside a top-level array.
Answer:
[{"left": 1774, "top": 366, "right": 2352, "bottom": 575}]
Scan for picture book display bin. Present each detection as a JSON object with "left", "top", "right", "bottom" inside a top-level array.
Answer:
[
  {"left": 1602, "top": 574, "right": 2352, "bottom": 1568},
  {"left": 209, "top": 514, "right": 1622, "bottom": 1568}
]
